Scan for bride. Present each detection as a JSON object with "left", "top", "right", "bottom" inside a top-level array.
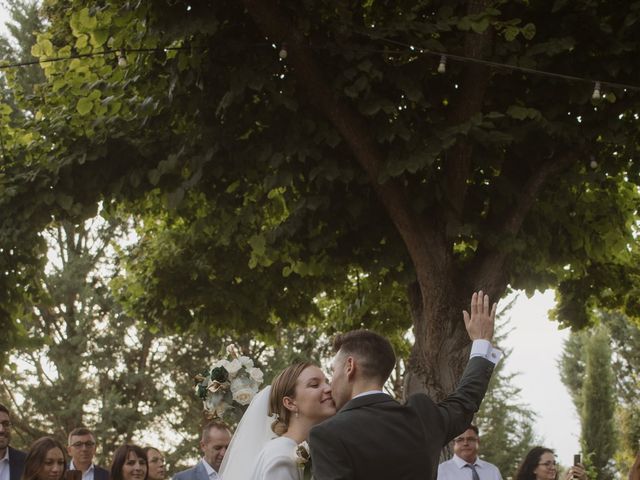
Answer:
[{"left": 220, "top": 361, "right": 336, "bottom": 479}]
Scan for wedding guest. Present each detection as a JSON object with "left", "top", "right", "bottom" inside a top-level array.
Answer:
[
  {"left": 172, "top": 422, "right": 231, "bottom": 480},
  {"left": 21, "top": 437, "right": 66, "bottom": 480},
  {"left": 67, "top": 428, "right": 109, "bottom": 480},
  {"left": 219, "top": 362, "right": 336, "bottom": 480},
  {"left": 309, "top": 291, "right": 501, "bottom": 480},
  {"left": 438, "top": 425, "right": 503, "bottom": 480},
  {"left": 514, "top": 446, "right": 586, "bottom": 480},
  {"left": 110, "top": 445, "right": 147, "bottom": 480},
  {"left": 142, "top": 448, "right": 164, "bottom": 480},
  {"left": 0, "top": 403, "right": 27, "bottom": 480}
]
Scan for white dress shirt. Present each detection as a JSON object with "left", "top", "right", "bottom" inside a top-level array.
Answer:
[
  {"left": 437, "top": 454, "right": 503, "bottom": 480},
  {"left": 201, "top": 459, "right": 220, "bottom": 480},
  {"left": 0, "top": 448, "right": 9, "bottom": 480},
  {"left": 69, "top": 460, "right": 96, "bottom": 480}
]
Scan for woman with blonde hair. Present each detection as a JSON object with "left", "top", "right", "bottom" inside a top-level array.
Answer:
[{"left": 220, "top": 361, "right": 336, "bottom": 480}]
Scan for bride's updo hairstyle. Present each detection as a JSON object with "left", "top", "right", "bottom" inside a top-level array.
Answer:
[{"left": 268, "top": 361, "right": 314, "bottom": 435}]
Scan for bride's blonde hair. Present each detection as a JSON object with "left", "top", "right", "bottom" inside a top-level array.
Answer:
[{"left": 268, "top": 361, "right": 314, "bottom": 435}]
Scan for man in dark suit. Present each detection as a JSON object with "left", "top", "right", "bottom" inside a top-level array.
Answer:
[
  {"left": 309, "top": 291, "right": 501, "bottom": 480},
  {"left": 0, "top": 404, "right": 26, "bottom": 480},
  {"left": 67, "top": 428, "right": 109, "bottom": 480}
]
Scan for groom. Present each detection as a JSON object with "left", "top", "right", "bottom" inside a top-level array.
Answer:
[{"left": 309, "top": 291, "right": 501, "bottom": 480}]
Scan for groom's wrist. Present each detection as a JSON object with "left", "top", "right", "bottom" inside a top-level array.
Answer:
[{"left": 470, "top": 339, "right": 502, "bottom": 365}]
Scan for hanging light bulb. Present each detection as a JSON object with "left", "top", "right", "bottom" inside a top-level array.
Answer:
[
  {"left": 117, "top": 49, "right": 127, "bottom": 68},
  {"left": 592, "top": 81, "right": 601, "bottom": 100},
  {"left": 437, "top": 55, "right": 446, "bottom": 74},
  {"left": 278, "top": 43, "right": 288, "bottom": 59}
]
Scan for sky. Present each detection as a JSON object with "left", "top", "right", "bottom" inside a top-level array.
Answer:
[
  {"left": 502, "top": 290, "right": 580, "bottom": 465},
  {"left": 0, "top": 5, "right": 581, "bottom": 467}
]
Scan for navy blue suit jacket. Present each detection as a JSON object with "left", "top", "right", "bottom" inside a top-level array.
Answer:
[{"left": 8, "top": 446, "right": 27, "bottom": 480}]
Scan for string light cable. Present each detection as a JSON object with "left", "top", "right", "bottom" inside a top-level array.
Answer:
[
  {"left": 0, "top": 37, "right": 639, "bottom": 97},
  {"left": 361, "top": 33, "right": 640, "bottom": 95},
  {"left": 0, "top": 46, "right": 205, "bottom": 71}
]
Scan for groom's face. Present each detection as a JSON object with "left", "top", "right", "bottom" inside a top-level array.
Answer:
[{"left": 330, "top": 350, "right": 351, "bottom": 410}]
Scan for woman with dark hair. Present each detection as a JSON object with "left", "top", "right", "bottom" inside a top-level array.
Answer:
[
  {"left": 515, "top": 447, "right": 586, "bottom": 480},
  {"left": 110, "top": 445, "right": 147, "bottom": 480},
  {"left": 21, "top": 437, "right": 66, "bottom": 480},
  {"left": 142, "top": 447, "right": 165, "bottom": 480}
]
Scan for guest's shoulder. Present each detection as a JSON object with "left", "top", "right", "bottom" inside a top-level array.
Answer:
[
  {"left": 172, "top": 464, "right": 199, "bottom": 480},
  {"left": 9, "top": 446, "right": 27, "bottom": 461}
]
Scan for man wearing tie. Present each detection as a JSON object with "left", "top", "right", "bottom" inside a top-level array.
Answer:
[
  {"left": 0, "top": 404, "right": 26, "bottom": 480},
  {"left": 172, "top": 421, "right": 231, "bottom": 480},
  {"left": 437, "top": 425, "right": 503, "bottom": 480},
  {"left": 67, "top": 428, "right": 109, "bottom": 480}
]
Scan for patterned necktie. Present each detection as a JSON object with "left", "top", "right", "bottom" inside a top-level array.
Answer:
[{"left": 466, "top": 463, "right": 481, "bottom": 480}]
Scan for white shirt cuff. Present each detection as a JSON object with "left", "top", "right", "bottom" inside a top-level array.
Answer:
[{"left": 470, "top": 339, "right": 502, "bottom": 365}]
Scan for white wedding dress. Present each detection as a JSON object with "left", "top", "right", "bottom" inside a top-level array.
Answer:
[{"left": 219, "top": 386, "right": 300, "bottom": 480}]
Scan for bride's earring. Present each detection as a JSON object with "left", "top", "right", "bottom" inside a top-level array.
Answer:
[{"left": 295, "top": 410, "right": 299, "bottom": 418}]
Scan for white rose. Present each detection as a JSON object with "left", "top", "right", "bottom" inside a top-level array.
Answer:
[
  {"left": 239, "top": 356, "right": 254, "bottom": 368},
  {"left": 214, "top": 359, "right": 230, "bottom": 370},
  {"left": 226, "top": 359, "right": 242, "bottom": 376},
  {"left": 249, "top": 367, "right": 264, "bottom": 383},
  {"left": 232, "top": 387, "right": 255, "bottom": 405}
]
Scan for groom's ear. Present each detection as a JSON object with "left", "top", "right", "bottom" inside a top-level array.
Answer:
[{"left": 345, "top": 356, "right": 356, "bottom": 380}]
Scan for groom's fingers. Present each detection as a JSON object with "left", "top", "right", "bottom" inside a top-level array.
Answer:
[
  {"left": 470, "top": 292, "right": 478, "bottom": 316},
  {"left": 463, "top": 310, "right": 470, "bottom": 329},
  {"left": 483, "top": 293, "right": 490, "bottom": 317}
]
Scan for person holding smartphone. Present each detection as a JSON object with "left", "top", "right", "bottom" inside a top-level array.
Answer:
[{"left": 514, "top": 447, "right": 586, "bottom": 480}]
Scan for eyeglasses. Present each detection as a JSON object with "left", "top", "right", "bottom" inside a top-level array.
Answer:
[
  {"left": 454, "top": 437, "right": 478, "bottom": 444},
  {"left": 538, "top": 461, "right": 558, "bottom": 468},
  {"left": 0, "top": 421, "right": 12, "bottom": 429},
  {"left": 70, "top": 441, "right": 96, "bottom": 449}
]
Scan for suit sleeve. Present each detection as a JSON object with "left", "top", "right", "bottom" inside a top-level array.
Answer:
[
  {"left": 409, "top": 356, "right": 494, "bottom": 448},
  {"left": 309, "top": 423, "right": 353, "bottom": 480},
  {"left": 437, "top": 356, "right": 494, "bottom": 442}
]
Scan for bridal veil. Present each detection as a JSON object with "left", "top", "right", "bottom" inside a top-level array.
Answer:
[{"left": 218, "top": 385, "right": 276, "bottom": 479}]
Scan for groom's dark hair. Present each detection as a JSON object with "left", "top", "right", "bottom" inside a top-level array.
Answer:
[{"left": 333, "top": 330, "right": 395, "bottom": 383}]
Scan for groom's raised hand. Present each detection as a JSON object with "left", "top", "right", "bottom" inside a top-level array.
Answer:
[{"left": 462, "top": 290, "right": 497, "bottom": 342}]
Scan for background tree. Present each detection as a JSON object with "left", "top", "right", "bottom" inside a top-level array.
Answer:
[
  {"left": 2, "top": 0, "right": 640, "bottom": 406},
  {"left": 561, "top": 324, "right": 617, "bottom": 480}
]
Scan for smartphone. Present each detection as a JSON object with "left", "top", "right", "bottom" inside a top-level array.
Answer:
[{"left": 574, "top": 454, "right": 581, "bottom": 466}]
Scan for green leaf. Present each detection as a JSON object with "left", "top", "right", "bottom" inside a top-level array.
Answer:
[
  {"left": 78, "top": 8, "right": 97, "bottom": 30},
  {"left": 504, "top": 26, "right": 519, "bottom": 41},
  {"left": 521, "top": 23, "right": 537, "bottom": 40},
  {"left": 76, "top": 97, "right": 94, "bottom": 115},
  {"left": 90, "top": 29, "right": 109, "bottom": 47}
]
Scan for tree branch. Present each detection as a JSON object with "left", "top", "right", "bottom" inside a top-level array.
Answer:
[
  {"left": 241, "top": 0, "right": 445, "bottom": 283},
  {"left": 473, "top": 151, "right": 579, "bottom": 289},
  {"left": 443, "top": 0, "right": 495, "bottom": 220}
]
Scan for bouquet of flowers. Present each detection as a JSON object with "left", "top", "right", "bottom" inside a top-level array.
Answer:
[{"left": 194, "top": 344, "right": 264, "bottom": 418}]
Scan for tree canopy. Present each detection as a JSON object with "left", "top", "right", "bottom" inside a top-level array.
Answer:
[{"left": 2, "top": 0, "right": 640, "bottom": 395}]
